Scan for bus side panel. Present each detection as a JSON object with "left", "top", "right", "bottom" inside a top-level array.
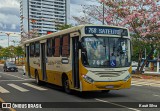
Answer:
[
  {"left": 29, "top": 57, "right": 41, "bottom": 79},
  {"left": 45, "top": 57, "right": 68, "bottom": 86}
]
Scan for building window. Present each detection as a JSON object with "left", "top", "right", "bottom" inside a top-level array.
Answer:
[
  {"left": 35, "top": 42, "right": 40, "bottom": 57},
  {"left": 62, "top": 34, "right": 70, "bottom": 57},
  {"left": 54, "top": 37, "right": 61, "bottom": 57},
  {"left": 47, "top": 38, "right": 52, "bottom": 57},
  {"left": 30, "top": 43, "right": 35, "bottom": 57}
]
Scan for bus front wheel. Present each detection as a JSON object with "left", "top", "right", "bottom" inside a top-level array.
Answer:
[
  {"left": 62, "top": 77, "right": 71, "bottom": 94},
  {"left": 101, "top": 90, "right": 110, "bottom": 93}
]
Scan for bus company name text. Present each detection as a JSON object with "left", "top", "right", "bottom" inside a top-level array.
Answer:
[
  {"left": 13, "top": 103, "right": 42, "bottom": 108},
  {"left": 2, "top": 103, "right": 42, "bottom": 109}
]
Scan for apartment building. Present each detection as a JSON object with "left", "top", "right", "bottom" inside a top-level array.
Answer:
[{"left": 20, "top": 0, "right": 70, "bottom": 36}]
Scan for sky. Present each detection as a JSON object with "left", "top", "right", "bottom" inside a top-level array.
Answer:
[{"left": 0, "top": 0, "right": 99, "bottom": 47}]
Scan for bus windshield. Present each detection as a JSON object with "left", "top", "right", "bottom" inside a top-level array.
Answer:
[{"left": 81, "top": 37, "right": 131, "bottom": 68}]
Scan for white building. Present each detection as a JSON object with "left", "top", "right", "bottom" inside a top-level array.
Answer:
[{"left": 20, "top": 0, "right": 70, "bottom": 36}]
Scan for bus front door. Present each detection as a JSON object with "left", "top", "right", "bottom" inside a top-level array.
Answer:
[
  {"left": 72, "top": 37, "right": 80, "bottom": 89},
  {"left": 41, "top": 43, "right": 47, "bottom": 81},
  {"left": 26, "top": 46, "right": 30, "bottom": 77}
]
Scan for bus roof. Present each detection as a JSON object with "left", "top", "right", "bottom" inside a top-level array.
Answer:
[{"left": 23, "top": 24, "right": 128, "bottom": 45}]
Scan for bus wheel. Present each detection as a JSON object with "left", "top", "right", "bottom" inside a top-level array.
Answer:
[
  {"left": 101, "top": 90, "right": 110, "bottom": 93},
  {"left": 63, "top": 77, "right": 71, "bottom": 94},
  {"left": 35, "top": 71, "right": 42, "bottom": 85}
]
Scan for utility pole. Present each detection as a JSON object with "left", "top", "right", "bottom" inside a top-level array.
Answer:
[
  {"left": 102, "top": 2, "right": 105, "bottom": 25},
  {"left": 6, "top": 33, "right": 11, "bottom": 47}
]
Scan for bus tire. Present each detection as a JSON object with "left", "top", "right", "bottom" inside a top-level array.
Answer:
[
  {"left": 62, "top": 76, "right": 71, "bottom": 94},
  {"left": 35, "top": 70, "right": 42, "bottom": 85},
  {"left": 101, "top": 90, "right": 110, "bottom": 93}
]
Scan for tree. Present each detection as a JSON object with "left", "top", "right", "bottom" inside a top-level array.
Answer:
[
  {"left": 14, "top": 46, "right": 24, "bottom": 64},
  {"left": 0, "top": 47, "right": 12, "bottom": 60},
  {"left": 72, "top": 1, "right": 107, "bottom": 25},
  {"left": 57, "top": 24, "right": 73, "bottom": 30},
  {"left": 0, "top": 45, "right": 2, "bottom": 49},
  {"left": 78, "top": 0, "right": 160, "bottom": 73}
]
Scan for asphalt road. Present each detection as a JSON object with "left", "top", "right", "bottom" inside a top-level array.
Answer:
[{"left": 0, "top": 66, "right": 160, "bottom": 111}]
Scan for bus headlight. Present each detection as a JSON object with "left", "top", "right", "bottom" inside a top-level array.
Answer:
[
  {"left": 82, "top": 75, "right": 94, "bottom": 83},
  {"left": 123, "top": 74, "right": 131, "bottom": 81}
]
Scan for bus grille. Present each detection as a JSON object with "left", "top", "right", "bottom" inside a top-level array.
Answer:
[{"left": 92, "top": 71, "right": 125, "bottom": 77}]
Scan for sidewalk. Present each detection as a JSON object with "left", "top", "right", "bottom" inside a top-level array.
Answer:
[{"left": 132, "top": 73, "right": 160, "bottom": 80}]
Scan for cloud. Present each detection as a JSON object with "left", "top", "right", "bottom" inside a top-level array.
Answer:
[
  {"left": 0, "top": 0, "right": 20, "bottom": 8},
  {"left": 0, "top": 35, "right": 20, "bottom": 47},
  {"left": 0, "top": 0, "right": 20, "bottom": 32},
  {"left": 70, "top": 0, "right": 101, "bottom": 25},
  {"left": 70, "top": 0, "right": 85, "bottom": 4},
  {"left": 70, "top": 0, "right": 99, "bottom": 5},
  {"left": 0, "top": 7, "right": 20, "bottom": 17},
  {"left": 11, "top": 24, "right": 16, "bottom": 30},
  {"left": 0, "top": 13, "right": 20, "bottom": 25}
]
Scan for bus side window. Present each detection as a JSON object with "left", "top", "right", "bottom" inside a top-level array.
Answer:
[
  {"left": 62, "top": 34, "right": 70, "bottom": 57},
  {"left": 52, "top": 38, "right": 55, "bottom": 56},
  {"left": 47, "top": 38, "right": 52, "bottom": 57},
  {"left": 35, "top": 42, "right": 40, "bottom": 57},
  {"left": 30, "top": 43, "right": 35, "bottom": 57},
  {"left": 54, "top": 37, "right": 61, "bottom": 57}
]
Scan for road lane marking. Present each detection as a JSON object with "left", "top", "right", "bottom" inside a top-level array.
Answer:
[
  {"left": 131, "top": 84, "right": 143, "bottom": 86},
  {"left": 153, "top": 94, "right": 160, "bottom": 97},
  {"left": 131, "top": 79, "right": 160, "bottom": 87},
  {"left": 8, "top": 84, "right": 29, "bottom": 92},
  {"left": 132, "top": 79, "right": 160, "bottom": 84},
  {"left": 22, "top": 83, "right": 47, "bottom": 90},
  {"left": 0, "top": 79, "right": 34, "bottom": 82},
  {"left": 149, "top": 84, "right": 160, "bottom": 87},
  {"left": 131, "top": 81, "right": 148, "bottom": 85},
  {"left": 0, "top": 72, "right": 25, "bottom": 80},
  {"left": 95, "top": 98, "right": 141, "bottom": 111},
  {"left": 0, "top": 86, "right": 10, "bottom": 93}
]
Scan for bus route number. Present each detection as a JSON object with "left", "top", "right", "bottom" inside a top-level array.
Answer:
[{"left": 88, "top": 28, "right": 97, "bottom": 34}]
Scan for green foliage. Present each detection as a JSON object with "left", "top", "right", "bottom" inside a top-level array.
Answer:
[
  {"left": 131, "top": 34, "right": 153, "bottom": 62},
  {"left": 0, "top": 45, "right": 3, "bottom": 49},
  {"left": 14, "top": 46, "right": 24, "bottom": 57},
  {"left": 57, "top": 24, "right": 73, "bottom": 30},
  {"left": 0, "top": 46, "right": 24, "bottom": 59}
]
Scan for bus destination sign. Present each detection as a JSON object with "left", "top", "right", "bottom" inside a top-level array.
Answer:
[{"left": 85, "top": 26, "right": 128, "bottom": 36}]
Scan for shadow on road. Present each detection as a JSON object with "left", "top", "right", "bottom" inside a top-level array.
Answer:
[{"left": 30, "top": 81, "right": 126, "bottom": 99}]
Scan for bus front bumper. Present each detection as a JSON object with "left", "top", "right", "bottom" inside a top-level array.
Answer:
[{"left": 81, "top": 77, "right": 131, "bottom": 91}]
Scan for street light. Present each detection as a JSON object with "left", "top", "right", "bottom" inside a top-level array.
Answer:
[
  {"left": 102, "top": 2, "right": 105, "bottom": 25},
  {"left": 5, "top": 33, "right": 11, "bottom": 47},
  {"left": 11, "top": 40, "right": 19, "bottom": 46}
]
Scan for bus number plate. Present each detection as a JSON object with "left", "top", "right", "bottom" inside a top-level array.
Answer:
[{"left": 105, "top": 86, "right": 114, "bottom": 88}]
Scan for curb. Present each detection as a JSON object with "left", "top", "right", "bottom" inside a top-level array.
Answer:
[{"left": 132, "top": 74, "right": 160, "bottom": 79}]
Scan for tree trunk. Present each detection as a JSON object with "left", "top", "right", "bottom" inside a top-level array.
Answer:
[
  {"left": 136, "top": 49, "right": 142, "bottom": 74},
  {"left": 15, "top": 57, "right": 16, "bottom": 64},
  {"left": 139, "top": 45, "right": 154, "bottom": 73},
  {"left": 18, "top": 56, "right": 19, "bottom": 64}
]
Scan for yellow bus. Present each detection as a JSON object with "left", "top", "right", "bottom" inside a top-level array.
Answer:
[{"left": 23, "top": 25, "right": 132, "bottom": 93}]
